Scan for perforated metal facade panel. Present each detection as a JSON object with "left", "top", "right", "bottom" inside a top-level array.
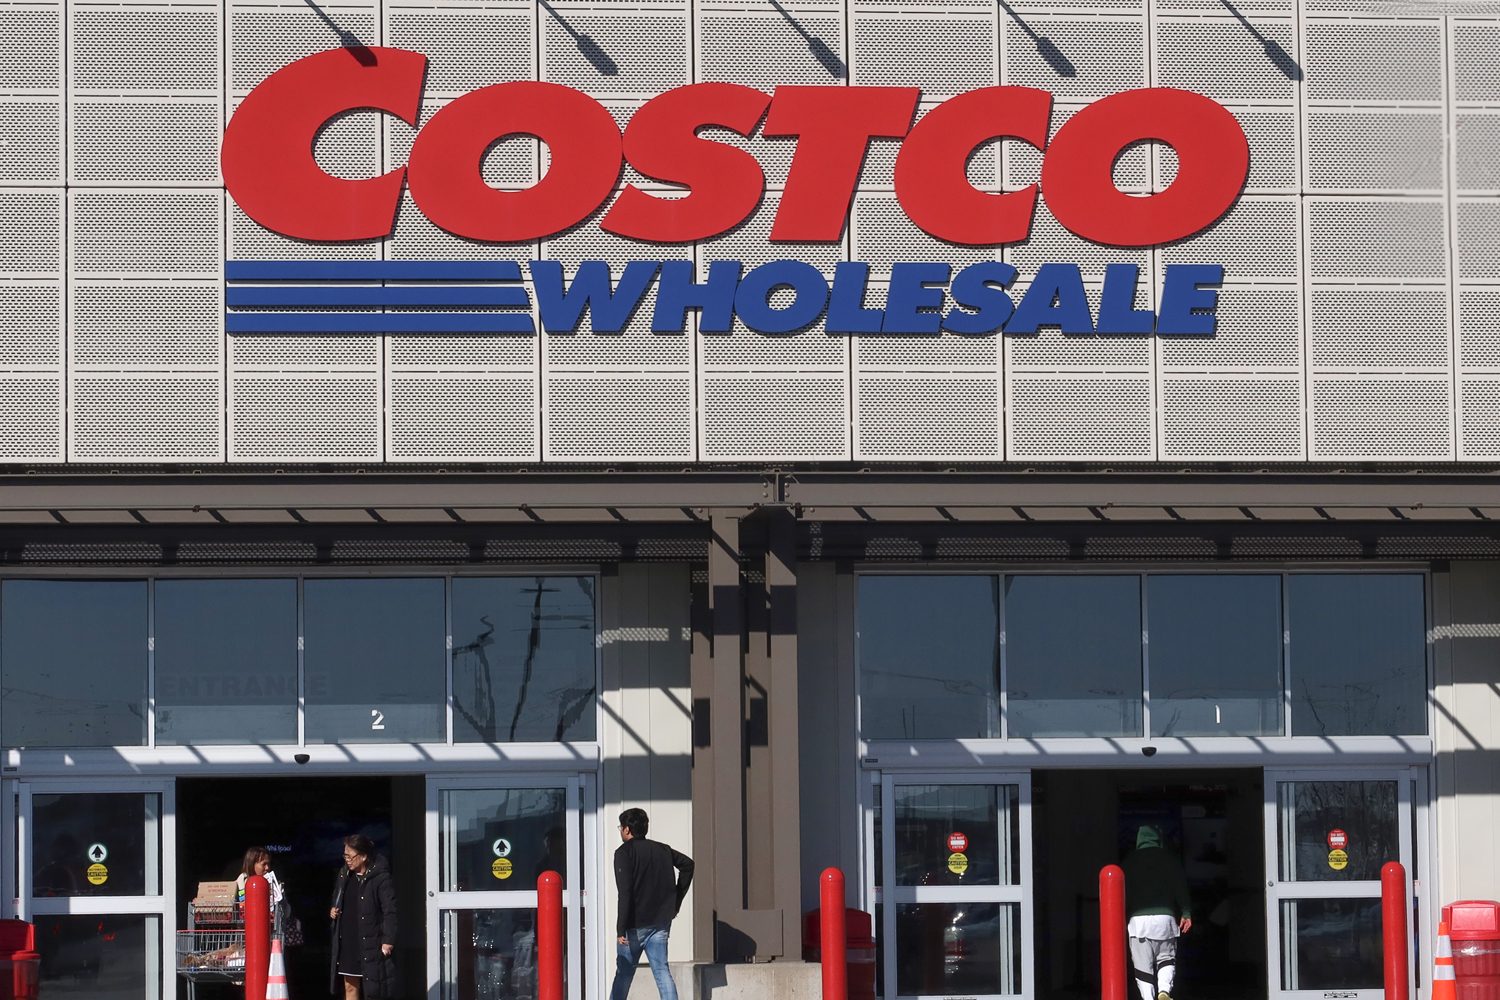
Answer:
[
  {"left": 854, "top": 374, "right": 1000, "bottom": 459},
  {"left": 71, "top": 374, "right": 222, "bottom": 462},
  {"left": 229, "top": 375, "right": 381, "bottom": 461},
  {"left": 1160, "top": 377, "right": 1304, "bottom": 460},
  {"left": 546, "top": 375, "right": 694, "bottom": 460},
  {"left": 0, "top": 376, "right": 63, "bottom": 460},
  {"left": 11, "top": 0, "right": 1493, "bottom": 463},
  {"left": 387, "top": 374, "right": 539, "bottom": 461},
  {"left": 701, "top": 374, "right": 849, "bottom": 460},
  {"left": 1310, "top": 377, "right": 1454, "bottom": 460},
  {"left": 1008, "top": 376, "right": 1154, "bottom": 461}
]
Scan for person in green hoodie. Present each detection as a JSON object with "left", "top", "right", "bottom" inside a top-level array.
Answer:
[{"left": 1121, "top": 824, "right": 1193, "bottom": 1000}]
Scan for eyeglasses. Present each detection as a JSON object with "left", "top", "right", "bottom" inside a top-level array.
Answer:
[{"left": 342, "top": 852, "right": 362, "bottom": 860}]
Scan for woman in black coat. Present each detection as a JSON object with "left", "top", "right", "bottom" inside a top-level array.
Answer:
[{"left": 329, "top": 834, "right": 398, "bottom": 999}]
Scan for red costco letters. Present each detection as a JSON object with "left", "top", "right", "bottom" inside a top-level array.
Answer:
[{"left": 222, "top": 46, "right": 1249, "bottom": 248}]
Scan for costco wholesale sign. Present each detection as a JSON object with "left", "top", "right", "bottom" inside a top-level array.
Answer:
[
  {"left": 223, "top": 49, "right": 1245, "bottom": 337},
  {"left": 4, "top": 3, "right": 1495, "bottom": 463}
]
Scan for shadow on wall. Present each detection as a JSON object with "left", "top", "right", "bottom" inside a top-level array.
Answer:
[
  {"left": 300, "top": 0, "right": 377, "bottom": 64},
  {"left": 1219, "top": 0, "right": 1303, "bottom": 80},
  {"left": 540, "top": 0, "right": 621, "bottom": 77},
  {"left": 770, "top": 0, "right": 847, "bottom": 79},
  {"left": 999, "top": 1, "right": 1077, "bottom": 78}
]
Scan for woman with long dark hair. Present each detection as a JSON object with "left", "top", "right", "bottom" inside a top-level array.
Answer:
[
  {"left": 237, "top": 846, "right": 288, "bottom": 938},
  {"left": 328, "top": 834, "right": 397, "bottom": 999}
]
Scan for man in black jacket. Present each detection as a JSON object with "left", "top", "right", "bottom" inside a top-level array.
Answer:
[
  {"left": 609, "top": 808, "right": 694, "bottom": 1000},
  {"left": 1121, "top": 825, "right": 1193, "bottom": 1000}
]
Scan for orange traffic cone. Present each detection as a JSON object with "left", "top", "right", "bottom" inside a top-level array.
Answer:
[
  {"left": 266, "top": 936, "right": 290, "bottom": 1000},
  {"left": 1435, "top": 920, "right": 1457, "bottom": 1000}
]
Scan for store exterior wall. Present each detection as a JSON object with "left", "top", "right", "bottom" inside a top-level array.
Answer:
[
  {"left": 600, "top": 563, "right": 696, "bottom": 962},
  {"left": 1434, "top": 560, "right": 1500, "bottom": 905},
  {"left": 4, "top": 0, "right": 1500, "bottom": 992},
  {"left": 2, "top": 0, "right": 1498, "bottom": 464}
]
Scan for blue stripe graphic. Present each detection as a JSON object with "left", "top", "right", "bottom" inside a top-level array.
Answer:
[
  {"left": 226, "top": 261, "right": 523, "bottom": 282},
  {"left": 225, "top": 260, "right": 533, "bottom": 336},
  {"left": 226, "top": 286, "right": 531, "bottom": 308},
  {"left": 227, "top": 312, "right": 535, "bottom": 334}
]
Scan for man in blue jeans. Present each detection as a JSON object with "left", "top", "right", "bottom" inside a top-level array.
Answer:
[{"left": 610, "top": 808, "right": 694, "bottom": 1000}]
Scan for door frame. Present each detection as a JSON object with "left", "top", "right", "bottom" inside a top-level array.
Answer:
[
  {"left": 423, "top": 772, "right": 595, "bottom": 1000},
  {"left": 872, "top": 769, "right": 1034, "bottom": 1000},
  {"left": 9, "top": 776, "right": 177, "bottom": 998},
  {"left": 1263, "top": 766, "right": 1424, "bottom": 1000}
]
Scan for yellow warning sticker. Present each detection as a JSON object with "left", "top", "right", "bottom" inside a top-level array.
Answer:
[
  {"left": 492, "top": 858, "right": 513, "bottom": 880},
  {"left": 1328, "top": 849, "right": 1349, "bottom": 871},
  {"left": 87, "top": 863, "right": 109, "bottom": 885},
  {"left": 947, "top": 852, "right": 969, "bottom": 875}
]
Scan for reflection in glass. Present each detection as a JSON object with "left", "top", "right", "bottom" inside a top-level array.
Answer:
[
  {"left": 1280, "top": 780, "right": 1398, "bottom": 882},
  {"left": 1148, "top": 575, "right": 1283, "bottom": 736},
  {"left": 452, "top": 577, "right": 597, "bottom": 743},
  {"left": 33, "top": 793, "right": 160, "bottom": 897},
  {"left": 858, "top": 576, "right": 999, "bottom": 739},
  {"left": 1, "top": 580, "right": 147, "bottom": 748},
  {"left": 1006, "top": 576, "right": 1142, "bottom": 737},
  {"left": 896, "top": 902, "right": 1020, "bottom": 997},
  {"left": 1281, "top": 898, "right": 1383, "bottom": 990},
  {"left": 442, "top": 788, "right": 568, "bottom": 893},
  {"left": 1288, "top": 574, "right": 1427, "bottom": 736},
  {"left": 442, "top": 908, "right": 567, "bottom": 1000},
  {"left": 35, "top": 914, "right": 159, "bottom": 1000},
  {"left": 155, "top": 579, "right": 298, "bottom": 745},
  {"left": 304, "top": 579, "right": 446, "bottom": 744},
  {"left": 893, "top": 785, "right": 1017, "bottom": 887}
]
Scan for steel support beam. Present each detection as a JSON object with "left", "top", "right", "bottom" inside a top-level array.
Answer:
[{"left": 4, "top": 470, "right": 1500, "bottom": 524}]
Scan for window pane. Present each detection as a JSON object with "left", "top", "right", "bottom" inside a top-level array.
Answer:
[
  {"left": 858, "top": 576, "right": 999, "bottom": 740},
  {"left": 894, "top": 784, "right": 1018, "bottom": 888},
  {"left": 1148, "top": 575, "right": 1283, "bottom": 737},
  {"left": 1280, "top": 898, "right": 1383, "bottom": 991},
  {"left": 895, "top": 902, "right": 1021, "bottom": 997},
  {"left": 2, "top": 580, "right": 147, "bottom": 748},
  {"left": 155, "top": 579, "right": 298, "bottom": 745},
  {"left": 1288, "top": 574, "right": 1427, "bottom": 736},
  {"left": 452, "top": 577, "right": 597, "bottom": 743},
  {"left": 34, "top": 792, "right": 160, "bottom": 897},
  {"left": 1006, "top": 575, "right": 1142, "bottom": 737},
  {"left": 440, "top": 788, "right": 567, "bottom": 893},
  {"left": 305, "top": 579, "right": 445, "bottom": 743},
  {"left": 38, "top": 913, "right": 160, "bottom": 1000},
  {"left": 1279, "top": 780, "right": 1398, "bottom": 883},
  {"left": 441, "top": 908, "right": 568, "bottom": 1000}
]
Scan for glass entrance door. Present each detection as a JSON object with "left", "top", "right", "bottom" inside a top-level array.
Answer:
[
  {"left": 1264, "top": 769, "right": 1419, "bottom": 1000},
  {"left": 875, "top": 773, "right": 1033, "bottom": 1000},
  {"left": 425, "top": 775, "right": 592, "bottom": 1000},
  {"left": 11, "top": 779, "right": 176, "bottom": 1000}
]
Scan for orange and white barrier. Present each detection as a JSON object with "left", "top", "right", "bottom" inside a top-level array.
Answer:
[
  {"left": 1436, "top": 921, "right": 1458, "bottom": 1000},
  {"left": 266, "top": 937, "right": 289, "bottom": 1000}
]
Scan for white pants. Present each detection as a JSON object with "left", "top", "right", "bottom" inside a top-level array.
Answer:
[{"left": 1128, "top": 935, "right": 1178, "bottom": 1000}]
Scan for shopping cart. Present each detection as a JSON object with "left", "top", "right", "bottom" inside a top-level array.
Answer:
[{"left": 176, "top": 903, "right": 247, "bottom": 1000}]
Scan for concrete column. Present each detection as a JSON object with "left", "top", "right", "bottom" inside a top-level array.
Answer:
[
  {"left": 766, "top": 509, "right": 803, "bottom": 957},
  {"left": 1433, "top": 561, "right": 1500, "bottom": 903}
]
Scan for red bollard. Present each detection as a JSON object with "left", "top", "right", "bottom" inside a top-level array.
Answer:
[
  {"left": 244, "top": 873, "right": 270, "bottom": 1000},
  {"left": 1382, "top": 862, "right": 1410, "bottom": 1000},
  {"left": 821, "top": 868, "right": 848, "bottom": 1000},
  {"left": 1100, "top": 865, "right": 1127, "bottom": 1000},
  {"left": 538, "top": 871, "right": 564, "bottom": 1000}
]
